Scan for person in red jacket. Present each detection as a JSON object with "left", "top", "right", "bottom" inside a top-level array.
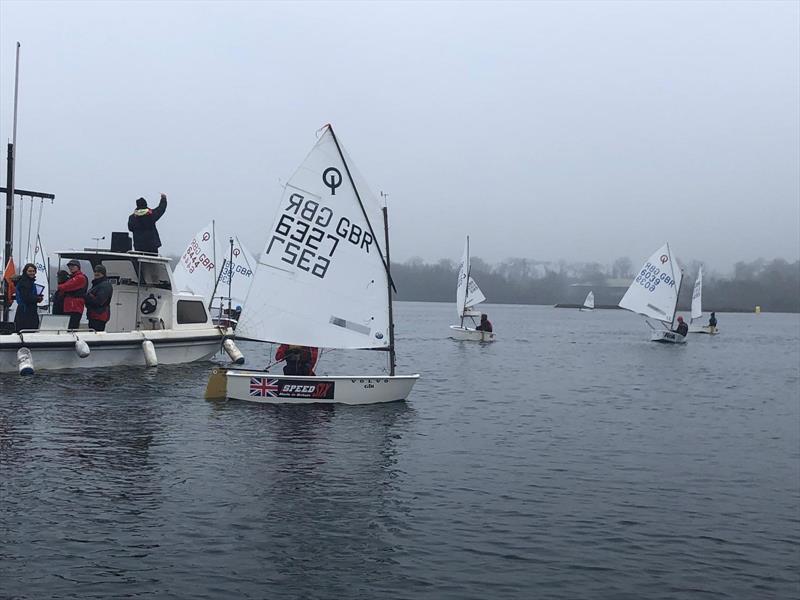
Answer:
[
  {"left": 275, "top": 344, "right": 319, "bottom": 376},
  {"left": 56, "top": 259, "right": 88, "bottom": 329}
]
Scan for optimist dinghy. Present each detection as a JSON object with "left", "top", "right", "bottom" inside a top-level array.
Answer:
[
  {"left": 579, "top": 291, "right": 595, "bottom": 312},
  {"left": 619, "top": 243, "right": 687, "bottom": 344},
  {"left": 448, "top": 236, "right": 495, "bottom": 342},
  {"left": 205, "top": 124, "right": 419, "bottom": 404}
]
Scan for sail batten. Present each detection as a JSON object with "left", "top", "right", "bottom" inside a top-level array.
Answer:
[{"left": 619, "top": 243, "right": 682, "bottom": 323}]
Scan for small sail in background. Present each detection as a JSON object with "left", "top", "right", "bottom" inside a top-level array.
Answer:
[
  {"left": 691, "top": 266, "right": 703, "bottom": 321},
  {"left": 172, "top": 221, "right": 221, "bottom": 304}
]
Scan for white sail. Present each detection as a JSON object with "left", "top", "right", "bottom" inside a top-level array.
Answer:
[
  {"left": 583, "top": 291, "right": 595, "bottom": 309},
  {"left": 216, "top": 236, "right": 257, "bottom": 308},
  {"left": 619, "top": 243, "right": 682, "bottom": 323},
  {"left": 455, "top": 236, "right": 486, "bottom": 317},
  {"left": 691, "top": 266, "right": 703, "bottom": 321},
  {"left": 236, "top": 126, "right": 390, "bottom": 349},
  {"left": 465, "top": 277, "right": 486, "bottom": 309},
  {"left": 172, "top": 221, "right": 222, "bottom": 303},
  {"left": 32, "top": 235, "right": 49, "bottom": 307}
]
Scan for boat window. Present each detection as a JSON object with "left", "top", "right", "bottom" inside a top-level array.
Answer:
[
  {"left": 95, "top": 260, "right": 137, "bottom": 282},
  {"left": 176, "top": 300, "right": 208, "bottom": 324}
]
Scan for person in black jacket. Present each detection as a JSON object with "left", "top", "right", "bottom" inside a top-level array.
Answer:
[
  {"left": 674, "top": 315, "right": 689, "bottom": 337},
  {"left": 708, "top": 312, "right": 718, "bottom": 333},
  {"left": 52, "top": 270, "right": 69, "bottom": 315},
  {"left": 475, "top": 313, "right": 493, "bottom": 332},
  {"left": 85, "top": 264, "right": 114, "bottom": 331},
  {"left": 128, "top": 193, "right": 167, "bottom": 254},
  {"left": 13, "top": 262, "right": 43, "bottom": 333}
]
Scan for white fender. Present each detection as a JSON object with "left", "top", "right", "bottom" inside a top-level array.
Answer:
[
  {"left": 74, "top": 338, "right": 91, "bottom": 358},
  {"left": 223, "top": 339, "right": 245, "bottom": 365},
  {"left": 17, "top": 347, "right": 34, "bottom": 376},
  {"left": 142, "top": 340, "right": 158, "bottom": 367}
]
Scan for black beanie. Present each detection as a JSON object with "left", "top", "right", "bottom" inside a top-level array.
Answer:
[{"left": 136, "top": 197, "right": 148, "bottom": 209}]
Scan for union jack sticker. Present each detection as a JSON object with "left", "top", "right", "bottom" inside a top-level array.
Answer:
[{"left": 249, "top": 377, "right": 278, "bottom": 397}]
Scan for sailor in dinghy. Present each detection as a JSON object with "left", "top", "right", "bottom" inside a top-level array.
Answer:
[
  {"left": 449, "top": 236, "right": 496, "bottom": 342},
  {"left": 619, "top": 242, "right": 688, "bottom": 344},
  {"left": 205, "top": 124, "right": 419, "bottom": 405}
]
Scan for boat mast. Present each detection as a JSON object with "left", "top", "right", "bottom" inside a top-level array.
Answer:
[
  {"left": 2, "top": 43, "right": 21, "bottom": 323},
  {"left": 227, "top": 236, "right": 233, "bottom": 321},
  {"left": 668, "top": 243, "right": 682, "bottom": 328},
  {"left": 383, "top": 204, "right": 396, "bottom": 376}
]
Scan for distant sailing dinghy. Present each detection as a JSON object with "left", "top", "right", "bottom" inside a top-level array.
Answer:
[
  {"left": 579, "top": 291, "right": 595, "bottom": 312},
  {"left": 688, "top": 267, "right": 717, "bottom": 334},
  {"left": 449, "top": 236, "right": 495, "bottom": 342},
  {"left": 205, "top": 124, "right": 419, "bottom": 404},
  {"left": 619, "top": 243, "right": 686, "bottom": 344}
]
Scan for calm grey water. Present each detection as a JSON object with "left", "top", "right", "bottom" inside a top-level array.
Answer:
[{"left": 1, "top": 303, "right": 798, "bottom": 599}]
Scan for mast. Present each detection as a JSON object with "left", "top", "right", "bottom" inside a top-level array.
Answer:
[
  {"left": 3, "top": 43, "right": 21, "bottom": 322},
  {"left": 383, "top": 205, "right": 396, "bottom": 376},
  {"left": 226, "top": 236, "right": 233, "bottom": 320}
]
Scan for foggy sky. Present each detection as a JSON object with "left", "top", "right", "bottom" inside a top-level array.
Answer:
[{"left": 1, "top": 0, "right": 798, "bottom": 273}]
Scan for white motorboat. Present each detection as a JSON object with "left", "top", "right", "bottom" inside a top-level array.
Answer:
[{"left": 1, "top": 249, "right": 238, "bottom": 374}]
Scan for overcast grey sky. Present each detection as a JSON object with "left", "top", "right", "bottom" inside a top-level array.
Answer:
[{"left": 1, "top": 0, "right": 798, "bottom": 273}]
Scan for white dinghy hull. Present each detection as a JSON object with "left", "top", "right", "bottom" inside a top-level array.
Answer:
[
  {"left": 689, "top": 325, "right": 718, "bottom": 335},
  {"left": 650, "top": 329, "right": 687, "bottom": 344},
  {"left": 449, "top": 325, "right": 496, "bottom": 342},
  {"left": 222, "top": 371, "right": 420, "bottom": 405}
]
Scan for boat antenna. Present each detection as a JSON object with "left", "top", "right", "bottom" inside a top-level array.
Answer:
[{"left": 326, "top": 124, "right": 396, "bottom": 293}]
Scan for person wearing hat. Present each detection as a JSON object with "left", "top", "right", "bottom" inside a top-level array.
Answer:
[
  {"left": 85, "top": 263, "right": 113, "bottom": 331},
  {"left": 127, "top": 192, "right": 168, "bottom": 254},
  {"left": 674, "top": 315, "right": 689, "bottom": 337},
  {"left": 57, "top": 259, "right": 89, "bottom": 329}
]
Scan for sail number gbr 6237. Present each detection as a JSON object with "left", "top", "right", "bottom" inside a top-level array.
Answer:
[
  {"left": 635, "top": 261, "right": 676, "bottom": 293},
  {"left": 265, "top": 193, "right": 374, "bottom": 279}
]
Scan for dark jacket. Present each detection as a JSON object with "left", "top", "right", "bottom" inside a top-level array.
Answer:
[
  {"left": 476, "top": 318, "right": 493, "bottom": 332},
  {"left": 14, "top": 273, "right": 40, "bottom": 332},
  {"left": 675, "top": 321, "right": 689, "bottom": 336},
  {"left": 57, "top": 271, "right": 88, "bottom": 315},
  {"left": 128, "top": 196, "right": 167, "bottom": 253},
  {"left": 85, "top": 275, "right": 113, "bottom": 322},
  {"left": 709, "top": 314, "right": 717, "bottom": 327}
]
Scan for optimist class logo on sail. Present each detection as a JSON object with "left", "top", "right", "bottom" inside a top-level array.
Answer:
[{"left": 264, "top": 166, "right": 376, "bottom": 279}]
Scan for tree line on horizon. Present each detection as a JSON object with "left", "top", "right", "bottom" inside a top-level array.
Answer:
[{"left": 390, "top": 256, "right": 800, "bottom": 313}]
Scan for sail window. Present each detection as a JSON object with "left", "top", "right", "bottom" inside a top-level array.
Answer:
[{"left": 177, "top": 300, "right": 208, "bottom": 324}]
